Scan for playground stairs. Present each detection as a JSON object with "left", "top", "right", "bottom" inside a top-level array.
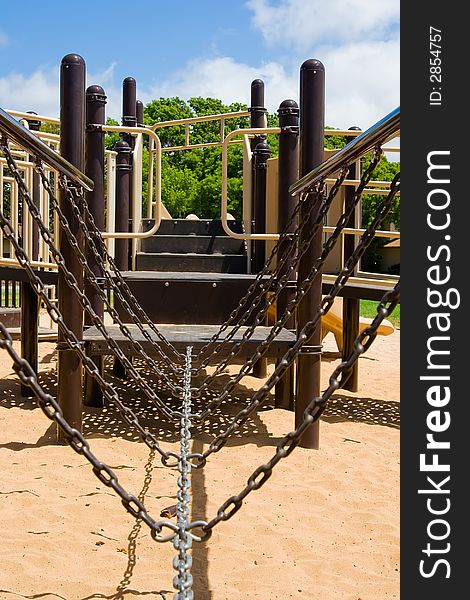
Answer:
[{"left": 117, "top": 218, "right": 268, "bottom": 325}]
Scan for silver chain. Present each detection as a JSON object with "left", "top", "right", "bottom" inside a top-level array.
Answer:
[{"left": 173, "top": 346, "right": 195, "bottom": 599}]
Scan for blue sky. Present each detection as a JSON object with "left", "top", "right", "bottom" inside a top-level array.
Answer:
[{"left": 0, "top": 0, "right": 399, "bottom": 130}]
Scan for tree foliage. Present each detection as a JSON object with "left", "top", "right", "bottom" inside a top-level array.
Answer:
[{"left": 142, "top": 96, "right": 279, "bottom": 220}]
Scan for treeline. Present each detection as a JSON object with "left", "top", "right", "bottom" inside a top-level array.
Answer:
[{"left": 100, "top": 95, "right": 400, "bottom": 226}]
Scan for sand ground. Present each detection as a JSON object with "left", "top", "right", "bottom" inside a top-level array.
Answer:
[{"left": 0, "top": 323, "right": 399, "bottom": 600}]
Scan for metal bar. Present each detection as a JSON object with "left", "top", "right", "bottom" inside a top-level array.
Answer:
[
  {"left": 275, "top": 99, "right": 299, "bottom": 411},
  {"left": 295, "top": 58, "right": 326, "bottom": 450},
  {"left": 290, "top": 106, "right": 400, "bottom": 195},
  {"left": 161, "top": 139, "right": 243, "bottom": 152},
  {"left": 84, "top": 85, "right": 106, "bottom": 409},
  {"left": 252, "top": 140, "right": 271, "bottom": 273},
  {"left": 151, "top": 110, "right": 250, "bottom": 129},
  {"left": 0, "top": 107, "right": 93, "bottom": 191},
  {"left": 57, "top": 53, "right": 86, "bottom": 440},
  {"left": 20, "top": 280, "right": 39, "bottom": 397},
  {"left": 97, "top": 124, "right": 163, "bottom": 239},
  {"left": 114, "top": 139, "right": 132, "bottom": 270},
  {"left": 221, "top": 127, "right": 281, "bottom": 241},
  {"left": 341, "top": 127, "right": 361, "bottom": 392}
]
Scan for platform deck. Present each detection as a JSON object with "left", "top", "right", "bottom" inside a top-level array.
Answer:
[{"left": 83, "top": 323, "right": 296, "bottom": 361}]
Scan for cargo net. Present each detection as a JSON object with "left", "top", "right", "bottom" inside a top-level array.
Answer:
[{"left": 0, "top": 129, "right": 399, "bottom": 598}]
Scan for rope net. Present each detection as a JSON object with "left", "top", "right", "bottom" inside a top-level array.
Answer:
[{"left": 0, "top": 120, "right": 400, "bottom": 598}]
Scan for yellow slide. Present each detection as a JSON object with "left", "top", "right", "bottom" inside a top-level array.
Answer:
[{"left": 321, "top": 296, "right": 395, "bottom": 352}]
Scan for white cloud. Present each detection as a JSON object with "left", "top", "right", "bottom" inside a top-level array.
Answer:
[
  {"left": 0, "top": 31, "right": 8, "bottom": 46},
  {"left": 0, "top": 68, "right": 60, "bottom": 116},
  {"left": 145, "top": 43, "right": 399, "bottom": 131},
  {"left": 146, "top": 56, "right": 297, "bottom": 111},
  {"left": 321, "top": 38, "right": 400, "bottom": 129},
  {"left": 246, "top": 0, "right": 399, "bottom": 48},
  {"left": 0, "top": 63, "right": 122, "bottom": 121}
]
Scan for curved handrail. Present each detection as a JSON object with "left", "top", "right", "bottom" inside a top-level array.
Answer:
[
  {"left": 0, "top": 107, "right": 94, "bottom": 192},
  {"left": 289, "top": 106, "right": 400, "bottom": 195}
]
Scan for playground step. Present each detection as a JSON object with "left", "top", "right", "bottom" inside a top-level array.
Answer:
[
  {"left": 84, "top": 323, "right": 295, "bottom": 362},
  {"left": 135, "top": 252, "right": 247, "bottom": 273},
  {"left": 116, "top": 271, "right": 269, "bottom": 325},
  {"left": 141, "top": 218, "right": 245, "bottom": 237},
  {"left": 140, "top": 234, "right": 245, "bottom": 255}
]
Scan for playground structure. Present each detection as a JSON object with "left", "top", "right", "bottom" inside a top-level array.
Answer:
[{"left": 0, "top": 53, "right": 400, "bottom": 597}]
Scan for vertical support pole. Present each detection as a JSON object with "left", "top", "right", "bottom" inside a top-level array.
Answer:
[
  {"left": 122, "top": 77, "right": 137, "bottom": 146},
  {"left": 83, "top": 85, "right": 107, "bottom": 407},
  {"left": 122, "top": 77, "right": 136, "bottom": 269},
  {"left": 25, "top": 112, "right": 41, "bottom": 261},
  {"left": 114, "top": 140, "right": 132, "bottom": 270},
  {"left": 136, "top": 100, "right": 144, "bottom": 127},
  {"left": 250, "top": 79, "right": 266, "bottom": 147},
  {"left": 112, "top": 139, "right": 132, "bottom": 378},
  {"left": 250, "top": 79, "right": 266, "bottom": 272},
  {"left": 251, "top": 140, "right": 271, "bottom": 379},
  {"left": 252, "top": 140, "right": 271, "bottom": 273},
  {"left": 57, "top": 53, "right": 86, "bottom": 440},
  {"left": 295, "top": 59, "right": 325, "bottom": 449},
  {"left": 275, "top": 100, "right": 300, "bottom": 410},
  {"left": 20, "top": 113, "right": 41, "bottom": 397},
  {"left": 341, "top": 126, "right": 362, "bottom": 392}
]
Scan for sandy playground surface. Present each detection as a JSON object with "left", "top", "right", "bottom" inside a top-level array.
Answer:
[{"left": 0, "top": 323, "right": 399, "bottom": 600}]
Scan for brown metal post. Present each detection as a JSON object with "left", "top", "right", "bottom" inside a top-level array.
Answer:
[
  {"left": 136, "top": 100, "right": 144, "bottom": 127},
  {"left": 122, "top": 78, "right": 136, "bottom": 269},
  {"left": 20, "top": 113, "right": 41, "bottom": 397},
  {"left": 250, "top": 79, "right": 266, "bottom": 273},
  {"left": 114, "top": 139, "right": 131, "bottom": 271},
  {"left": 112, "top": 139, "right": 132, "bottom": 379},
  {"left": 83, "top": 85, "right": 106, "bottom": 407},
  {"left": 275, "top": 100, "right": 299, "bottom": 410},
  {"left": 252, "top": 140, "right": 271, "bottom": 273},
  {"left": 57, "top": 54, "right": 86, "bottom": 440},
  {"left": 341, "top": 127, "right": 362, "bottom": 391},
  {"left": 251, "top": 140, "right": 271, "bottom": 379},
  {"left": 295, "top": 59, "right": 325, "bottom": 449}
]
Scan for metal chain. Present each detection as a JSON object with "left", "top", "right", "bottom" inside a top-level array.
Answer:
[
  {"left": 191, "top": 149, "right": 384, "bottom": 401},
  {"left": 173, "top": 346, "right": 195, "bottom": 599},
  {"left": 194, "top": 166, "right": 348, "bottom": 365},
  {"left": 187, "top": 174, "right": 400, "bottom": 461},
  {"left": 1, "top": 142, "right": 185, "bottom": 419},
  {"left": 69, "top": 180, "right": 184, "bottom": 363},
  {"left": 194, "top": 165, "right": 350, "bottom": 370},
  {"left": 0, "top": 136, "right": 185, "bottom": 453},
  {"left": 0, "top": 321, "right": 189, "bottom": 542},
  {"left": 194, "top": 142, "right": 383, "bottom": 365},
  {"left": 38, "top": 165, "right": 183, "bottom": 376},
  {"left": 197, "top": 282, "right": 400, "bottom": 538},
  {"left": 35, "top": 166, "right": 184, "bottom": 394}
]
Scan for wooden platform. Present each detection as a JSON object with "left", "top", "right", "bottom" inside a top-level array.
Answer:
[{"left": 83, "top": 323, "right": 296, "bottom": 361}]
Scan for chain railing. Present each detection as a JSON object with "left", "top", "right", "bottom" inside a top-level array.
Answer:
[{"left": 1, "top": 100, "right": 400, "bottom": 595}]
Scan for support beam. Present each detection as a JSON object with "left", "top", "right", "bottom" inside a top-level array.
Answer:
[
  {"left": 57, "top": 53, "right": 86, "bottom": 441},
  {"left": 83, "top": 85, "right": 107, "bottom": 407},
  {"left": 341, "top": 127, "right": 362, "bottom": 392},
  {"left": 275, "top": 99, "right": 299, "bottom": 410},
  {"left": 295, "top": 59, "right": 325, "bottom": 449},
  {"left": 20, "top": 113, "right": 41, "bottom": 397}
]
